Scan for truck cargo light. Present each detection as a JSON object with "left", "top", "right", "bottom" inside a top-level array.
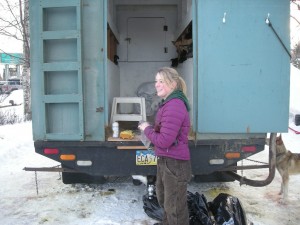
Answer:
[
  {"left": 60, "top": 154, "right": 76, "bottom": 161},
  {"left": 225, "top": 152, "right": 241, "bottom": 159},
  {"left": 241, "top": 146, "right": 256, "bottom": 152},
  {"left": 209, "top": 159, "right": 225, "bottom": 165},
  {"left": 77, "top": 160, "right": 92, "bottom": 166},
  {"left": 44, "top": 148, "right": 59, "bottom": 155}
]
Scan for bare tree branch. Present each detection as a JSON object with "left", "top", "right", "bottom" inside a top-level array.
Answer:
[
  {"left": 291, "top": 0, "right": 300, "bottom": 10},
  {"left": 0, "top": 0, "right": 28, "bottom": 60},
  {"left": 291, "top": 15, "right": 300, "bottom": 26},
  {"left": 0, "top": 0, "right": 23, "bottom": 41}
]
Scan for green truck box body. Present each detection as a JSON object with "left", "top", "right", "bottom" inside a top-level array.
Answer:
[{"left": 29, "top": 0, "right": 290, "bottom": 184}]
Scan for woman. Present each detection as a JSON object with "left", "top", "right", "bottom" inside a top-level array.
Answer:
[{"left": 138, "top": 67, "right": 192, "bottom": 225}]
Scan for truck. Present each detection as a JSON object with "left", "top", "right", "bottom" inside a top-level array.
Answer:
[{"left": 29, "top": 0, "right": 290, "bottom": 187}]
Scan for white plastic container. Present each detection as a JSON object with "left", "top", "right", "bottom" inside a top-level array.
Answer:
[{"left": 112, "top": 122, "right": 119, "bottom": 138}]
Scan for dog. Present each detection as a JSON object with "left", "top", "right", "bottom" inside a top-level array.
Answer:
[{"left": 269, "top": 134, "right": 300, "bottom": 202}]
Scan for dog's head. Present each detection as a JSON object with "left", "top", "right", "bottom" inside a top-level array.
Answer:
[
  {"left": 265, "top": 134, "right": 284, "bottom": 145},
  {"left": 276, "top": 134, "right": 284, "bottom": 145},
  {"left": 275, "top": 134, "right": 287, "bottom": 154},
  {"left": 265, "top": 134, "right": 287, "bottom": 154}
]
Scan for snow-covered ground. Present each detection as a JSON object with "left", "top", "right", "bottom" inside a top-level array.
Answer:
[
  {"left": 0, "top": 124, "right": 300, "bottom": 225},
  {"left": 0, "top": 65, "right": 299, "bottom": 225},
  {"left": 0, "top": 89, "right": 24, "bottom": 107}
]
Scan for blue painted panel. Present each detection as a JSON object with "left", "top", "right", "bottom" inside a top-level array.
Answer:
[
  {"left": 30, "top": 0, "right": 84, "bottom": 141},
  {"left": 42, "top": 6, "right": 78, "bottom": 31},
  {"left": 45, "top": 103, "right": 79, "bottom": 134},
  {"left": 30, "top": 0, "right": 44, "bottom": 140},
  {"left": 195, "top": 0, "right": 290, "bottom": 133},
  {"left": 81, "top": 0, "right": 107, "bottom": 141}
]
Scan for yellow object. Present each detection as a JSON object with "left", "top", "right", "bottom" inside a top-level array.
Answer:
[
  {"left": 60, "top": 154, "right": 76, "bottom": 161},
  {"left": 225, "top": 152, "right": 241, "bottom": 159},
  {"left": 120, "top": 130, "right": 134, "bottom": 139}
]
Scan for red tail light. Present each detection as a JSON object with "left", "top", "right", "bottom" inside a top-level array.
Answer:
[
  {"left": 241, "top": 146, "right": 256, "bottom": 152},
  {"left": 44, "top": 148, "right": 59, "bottom": 155}
]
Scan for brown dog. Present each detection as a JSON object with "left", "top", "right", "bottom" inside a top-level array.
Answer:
[{"left": 273, "top": 134, "right": 300, "bottom": 202}]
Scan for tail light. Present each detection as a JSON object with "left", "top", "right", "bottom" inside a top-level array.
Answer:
[
  {"left": 44, "top": 148, "right": 59, "bottom": 155},
  {"left": 241, "top": 146, "right": 256, "bottom": 152}
]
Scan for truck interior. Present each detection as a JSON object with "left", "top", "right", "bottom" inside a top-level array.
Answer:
[{"left": 106, "top": 0, "right": 194, "bottom": 134}]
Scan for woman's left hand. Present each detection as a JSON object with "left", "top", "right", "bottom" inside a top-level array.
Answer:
[{"left": 138, "top": 122, "right": 150, "bottom": 131}]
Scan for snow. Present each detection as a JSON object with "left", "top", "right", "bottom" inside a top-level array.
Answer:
[
  {"left": 0, "top": 2, "right": 300, "bottom": 222},
  {"left": 0, "top": 89, "right": 24, "bottom": 106},
  {"left": 0, "top": 65, "right": 299, "bottom": 225}
]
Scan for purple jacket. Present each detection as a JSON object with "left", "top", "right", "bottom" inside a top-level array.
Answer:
[{"left": 144, "top": 98, "right": 190, "bottom": 160}]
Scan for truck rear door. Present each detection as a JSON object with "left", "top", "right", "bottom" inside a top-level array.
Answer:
[
  {"left": 193, "top": 0, "right": 290, "bottom": 133},
  {"left": 31, "top": 0, "right": 84, "bottom": 140}
]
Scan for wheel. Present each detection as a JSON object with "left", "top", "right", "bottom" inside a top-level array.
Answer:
[
  {"left": 147, "top": 175, "right": 156, "bottom": 185},
  {"left": 62, "top": 172, "right": 106, "bottom": 184},
  {"left": 194, "top": 172, "right": 235, "bottom": 183},
  {"left": 132, "top": 178, "right": 142, "bottom": 186},
  {"left": 295, "top": 114, "right": 300, "bottom": 126},
  {"left": 61, "top": 164, "right": 106, "bottom": 184}
]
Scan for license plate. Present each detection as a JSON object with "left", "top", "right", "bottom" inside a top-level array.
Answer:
[{"left": 136, "top": 149, "right": 157, "bottom": 166}]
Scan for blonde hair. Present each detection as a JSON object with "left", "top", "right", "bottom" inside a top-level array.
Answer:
[{"left": 157, "top": 67, "right": 187, "bottom": 96}]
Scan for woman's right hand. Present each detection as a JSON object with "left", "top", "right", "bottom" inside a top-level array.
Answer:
[{"left": 138, "top": 122, "right": 150, "bottom": 131}]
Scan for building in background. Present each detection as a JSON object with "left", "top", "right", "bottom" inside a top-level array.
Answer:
[{"left": 0, "top": 53, "right": 23, "bottom": 80}]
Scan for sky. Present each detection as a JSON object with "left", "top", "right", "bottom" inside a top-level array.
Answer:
[{"left": 0, "top": 0, "right": 22, "bottom": 53}]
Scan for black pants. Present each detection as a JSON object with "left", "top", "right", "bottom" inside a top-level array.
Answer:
[{"left": 156, "top": 157, "right": 192, "bottom": 225}]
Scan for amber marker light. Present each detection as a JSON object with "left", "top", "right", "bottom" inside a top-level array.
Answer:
[
  {"left": 225, "top": 152, "right": 241, "bottom": 159},
  {"left": 60, "top": 154, "right": 76, "bottom": 161}
]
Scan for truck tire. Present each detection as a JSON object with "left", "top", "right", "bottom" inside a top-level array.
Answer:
[
  {"left": 194, "top": 171, "right": 235, "bottom": 182},
  {"left": 295, "top": 114, "right": 300, "bottom": 126},
  {"left": 132, "top": 178, "right": 142, "bottom": 186},
  {"left": 62, "top": 172, "right": 106, "bottom": 184}
]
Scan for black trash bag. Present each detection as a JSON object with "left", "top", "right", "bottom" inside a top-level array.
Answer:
[
  {"left": 142, "top": 194, "right": 163, "bottom": 221},
  {"left": 209, "top": 193, "right": 247, "bottom": 225},
  {"left": 187, "top": 191, "right": 214, "bottom": 225},
  {"left": 143, "top": 191, "right": 214, "bottom": 225}
]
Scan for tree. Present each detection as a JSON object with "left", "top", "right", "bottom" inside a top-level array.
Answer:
[
  {"left": 0, "top": 0, "right": 29, "bottom": 65},
  {"left": 292, "top": 42, "right": 300, "bottom": 68},
  {"left": 291, "top": 0, "right": 300, "bottom": 69},
  {"left": 20, "top": 0, "right": 31, "bottom": 120},
  {"left": 0, "top": 0, "right": 31, "bottom": 119}
]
